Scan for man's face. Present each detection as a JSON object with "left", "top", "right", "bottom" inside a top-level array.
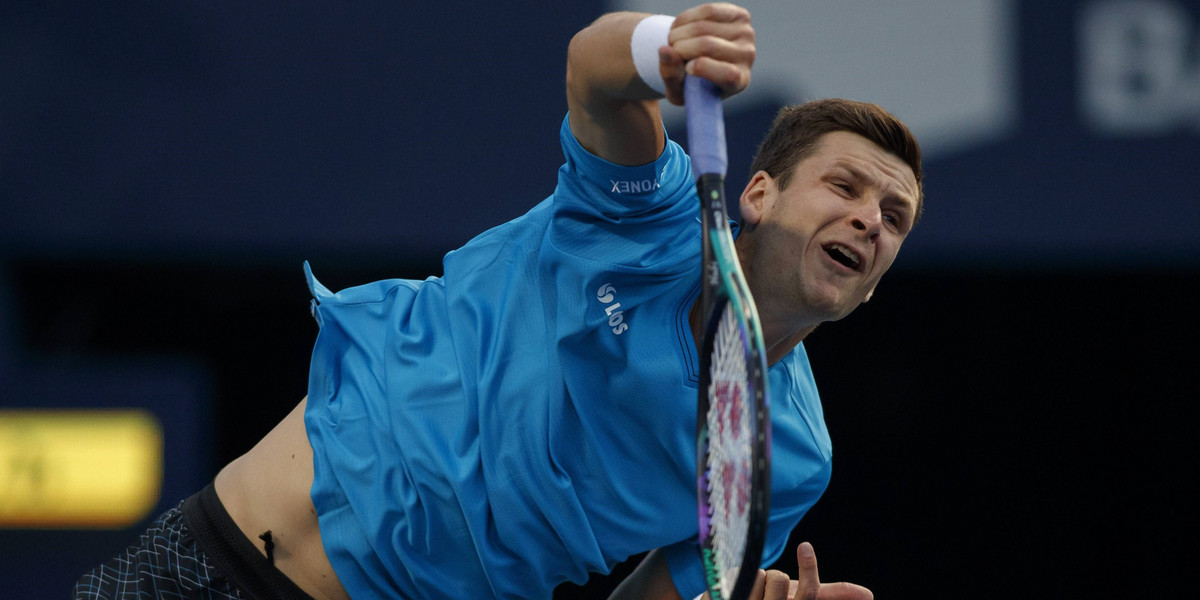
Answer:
[{"left": 740, "top": 130, "right": 920, "bottom": 325}]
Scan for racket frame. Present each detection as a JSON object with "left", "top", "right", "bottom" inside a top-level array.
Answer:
[{"left": 687, "top": 77, "right": 772, "bottom": 600}]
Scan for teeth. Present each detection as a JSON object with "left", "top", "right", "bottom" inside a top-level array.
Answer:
[{"left": 829, "top": 244, "right": 860, "bottom": 267}]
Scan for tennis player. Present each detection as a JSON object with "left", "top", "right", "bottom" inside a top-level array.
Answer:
[{"left": 75, "top": 3, "right": 921, "bottom": 599}]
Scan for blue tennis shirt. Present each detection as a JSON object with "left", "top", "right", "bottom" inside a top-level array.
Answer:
[{"left": 303, "top": 116, "right": 833, "bottom": 599}]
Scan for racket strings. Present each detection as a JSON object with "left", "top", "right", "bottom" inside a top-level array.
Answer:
[{"left": 705, "top": 303, "right": 756, "bottom": 598}]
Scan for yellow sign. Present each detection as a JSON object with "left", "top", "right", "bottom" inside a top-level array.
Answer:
[{"left": 0, "top": 409, "right": 163, "bottom": 529}]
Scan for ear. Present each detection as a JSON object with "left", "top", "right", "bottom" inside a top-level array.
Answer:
[{"left": 739, "top": 170, "right": 774, "bottom": 227}]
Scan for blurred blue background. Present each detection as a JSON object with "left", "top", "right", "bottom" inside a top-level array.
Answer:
[{"left": 1, "top": 0, "right": 1195, "bottom": 597}]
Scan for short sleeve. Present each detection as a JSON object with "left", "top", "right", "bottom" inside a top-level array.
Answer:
[
  {"left": 549, "top": 115, "right": 698, "bottom": 268},
  {"left": 663, "top": 537, "right": 706, "bottom": 600}
]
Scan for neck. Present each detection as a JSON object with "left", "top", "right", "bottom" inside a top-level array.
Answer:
[
  {"left": 763, "top": 322, "right": 817, "bottom": 364},
  {"left": 740, "top": 227, "right": 821, "bottom": 364}
]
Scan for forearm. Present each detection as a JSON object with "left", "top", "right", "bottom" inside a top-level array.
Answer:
[
  {"left": 567, "top": 12, "right": 664, "bottom": 105},
  {"left": 607, "top": 549, "right": 685, "bottom": 600},
  {"left": 566, "top": 12, "right": 667, "bottom": 166}
]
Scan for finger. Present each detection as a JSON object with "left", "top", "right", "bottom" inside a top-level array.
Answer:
[
  {"left": 763, "top": 569, "right": 790, "bottom": 600},
  {"left": 669, "top": 33, "right": 756, "bottom": 69},
  {"left": 659, "top": 45, "right": 686, "bottom": 105},
  {"left": 746, "top": 569, "right": 766, "bottom": 600},
  {"left": 817, "top": 582, "right": 874, "bottom": 600},
  {"left": 789, "top": 577, "right": 875, "bottom": 599},
  {"left": 683, "top": 55, "right": 752, "bottom": 98},
  {"left": 669, "top": 18, "right": 755, "bottom": 49},
  {"left": 794, "top": 542, "right": 821, "bottom": 600},
  {"left": 795, "top": 542, "right": 875, "bottom": 600},
  {"left": 673, "top": 2, "right": 752, "bottom": 27}
]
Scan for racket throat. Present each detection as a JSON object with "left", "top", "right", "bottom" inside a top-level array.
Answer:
[{"left": 698, "top": 172, "right": 730, "bottom": 325}]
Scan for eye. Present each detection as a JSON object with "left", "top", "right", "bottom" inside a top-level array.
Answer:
[{"left": 883, "top": 211, "right": 908, "bottom": 232}]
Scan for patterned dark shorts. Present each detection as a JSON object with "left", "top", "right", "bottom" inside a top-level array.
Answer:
[
  {"left": 72, "top": 499, "right": 244, "bottom": 599},
  {"left": 73, "top": 484, "right": 312, "bottom": 600}
]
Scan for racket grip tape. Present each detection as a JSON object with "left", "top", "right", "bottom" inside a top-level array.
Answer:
[{"left": 684, "top": 77, "right": 728, "bottom": 178}]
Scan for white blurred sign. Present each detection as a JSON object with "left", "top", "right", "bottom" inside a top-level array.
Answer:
[
  {"left": 1080, "top": 0, "right": 1200, "bottom": 134},
  {"left": 612, "top": 0, "right": 1020, "bottom": 159}
]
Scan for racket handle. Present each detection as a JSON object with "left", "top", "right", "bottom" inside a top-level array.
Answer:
[{"left": 684, "top": 76, "right": 728, "bottom": 178}]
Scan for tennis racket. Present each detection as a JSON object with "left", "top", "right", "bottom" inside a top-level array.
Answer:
[{"left": 687, "top": 76, "right": 772, "bottom": 600}]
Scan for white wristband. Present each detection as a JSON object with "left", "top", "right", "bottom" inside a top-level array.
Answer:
[{"left": 631, "top": 14, "right": 673, "bottom": 95}]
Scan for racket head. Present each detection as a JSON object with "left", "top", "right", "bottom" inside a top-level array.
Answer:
[{"left": 695, "top": 192, "right": 771, "bottom": 600}]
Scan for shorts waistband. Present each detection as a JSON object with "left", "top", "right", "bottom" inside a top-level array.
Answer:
[{"left": 182, "top": 483, "right": 316, "bottom": 600}]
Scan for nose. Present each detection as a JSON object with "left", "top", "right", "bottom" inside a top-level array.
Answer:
[{"left": 850, "top": 206, "right": 882, "bottom": 241}]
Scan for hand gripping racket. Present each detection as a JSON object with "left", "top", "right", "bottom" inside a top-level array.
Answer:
[{"left": 687, "top": 76, "right": 772, "bottom": 600}]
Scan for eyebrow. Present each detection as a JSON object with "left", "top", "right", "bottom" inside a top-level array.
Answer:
[{"left": 830, "top": 162, "right": 918, "bottom": 217}]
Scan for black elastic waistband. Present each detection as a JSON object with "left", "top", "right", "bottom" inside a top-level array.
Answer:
[{"left": 182, "top": 483, "right": 316, "bottom": 600}]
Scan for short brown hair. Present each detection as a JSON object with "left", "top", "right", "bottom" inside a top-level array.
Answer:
[{"left": 749, "top": 98, "right": 924, "bottom": 220}]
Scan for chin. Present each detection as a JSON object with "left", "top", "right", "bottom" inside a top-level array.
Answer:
[
  {"left": 796, "top": 282, "right": 863, "bottom": 322},
  {"left": 827, "top": 293, "right": 869, "bottom": 322},
  {"left": 805, "top": 297, "right": 855, "bottom": 323}
]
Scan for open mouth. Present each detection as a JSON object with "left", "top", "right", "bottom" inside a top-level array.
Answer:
[{"left": 824, "top": 243, "right": 862, "bottom": 271}]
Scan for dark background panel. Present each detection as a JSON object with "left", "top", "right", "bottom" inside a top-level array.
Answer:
[{"left": 3, "top": 260, "right": 1193, "bottom": 598}]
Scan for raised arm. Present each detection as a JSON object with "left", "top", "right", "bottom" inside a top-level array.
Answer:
[{"left": 566, "top": 3, "right": 756, "bottom": 166}]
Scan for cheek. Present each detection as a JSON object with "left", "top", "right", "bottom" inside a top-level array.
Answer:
[{"left": 872, "top": 241, "right": 904, "bottom": 275}]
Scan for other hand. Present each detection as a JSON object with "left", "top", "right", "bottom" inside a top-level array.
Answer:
[{"left": 700, "top": 542, "right": 873, "bottom": 600}]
